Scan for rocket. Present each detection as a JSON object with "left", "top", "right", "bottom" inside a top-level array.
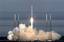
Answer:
[{"left": 30, "top": 5, "right": 34, "bottom": 28}]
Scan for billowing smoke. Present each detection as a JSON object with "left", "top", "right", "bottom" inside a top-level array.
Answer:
[{"left": 7, "top": 23, "right": 61, "bottom": 41}]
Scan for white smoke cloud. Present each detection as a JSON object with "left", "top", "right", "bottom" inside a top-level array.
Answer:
[
  {"left": 7, "top": 23, "right": 61, "bottom": 41},
  {"left": 7, "top": 31, "right": 14, "bottom": 40}
]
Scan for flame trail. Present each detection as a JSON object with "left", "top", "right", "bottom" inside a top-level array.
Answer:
[{"left": 30, "top": 5, "right": 34, "bottom": 28}]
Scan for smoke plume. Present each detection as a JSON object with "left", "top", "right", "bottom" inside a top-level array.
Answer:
[{"left": 7, "top": 23, "right": 61, "bottom": 41}]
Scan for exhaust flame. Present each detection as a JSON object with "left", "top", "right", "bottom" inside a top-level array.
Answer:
[
  {"left": 30, "top": 17, "right": 34, "bottom": 28},
  {"left": 7, "top": 23, "right": 61, "bottom": 41}
]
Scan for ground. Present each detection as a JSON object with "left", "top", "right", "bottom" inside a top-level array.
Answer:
[{"left": 0, "top": 36, "right": 64, "bottom": 42}]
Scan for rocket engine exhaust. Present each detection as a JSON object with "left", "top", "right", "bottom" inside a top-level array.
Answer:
[
  {"left": 7, "top": 6, "right": 61, "bottom": 41},
  {"left": 7, "top": 23, "right": 61, "bottom": 41}
]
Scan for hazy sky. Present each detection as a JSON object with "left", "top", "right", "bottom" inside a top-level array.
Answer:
[
  {"left": 0, "top": 0, "right": 64, "bottom": 36},
  {"left": 0, "top": 0, "right": 64, "bottom": 11}
]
